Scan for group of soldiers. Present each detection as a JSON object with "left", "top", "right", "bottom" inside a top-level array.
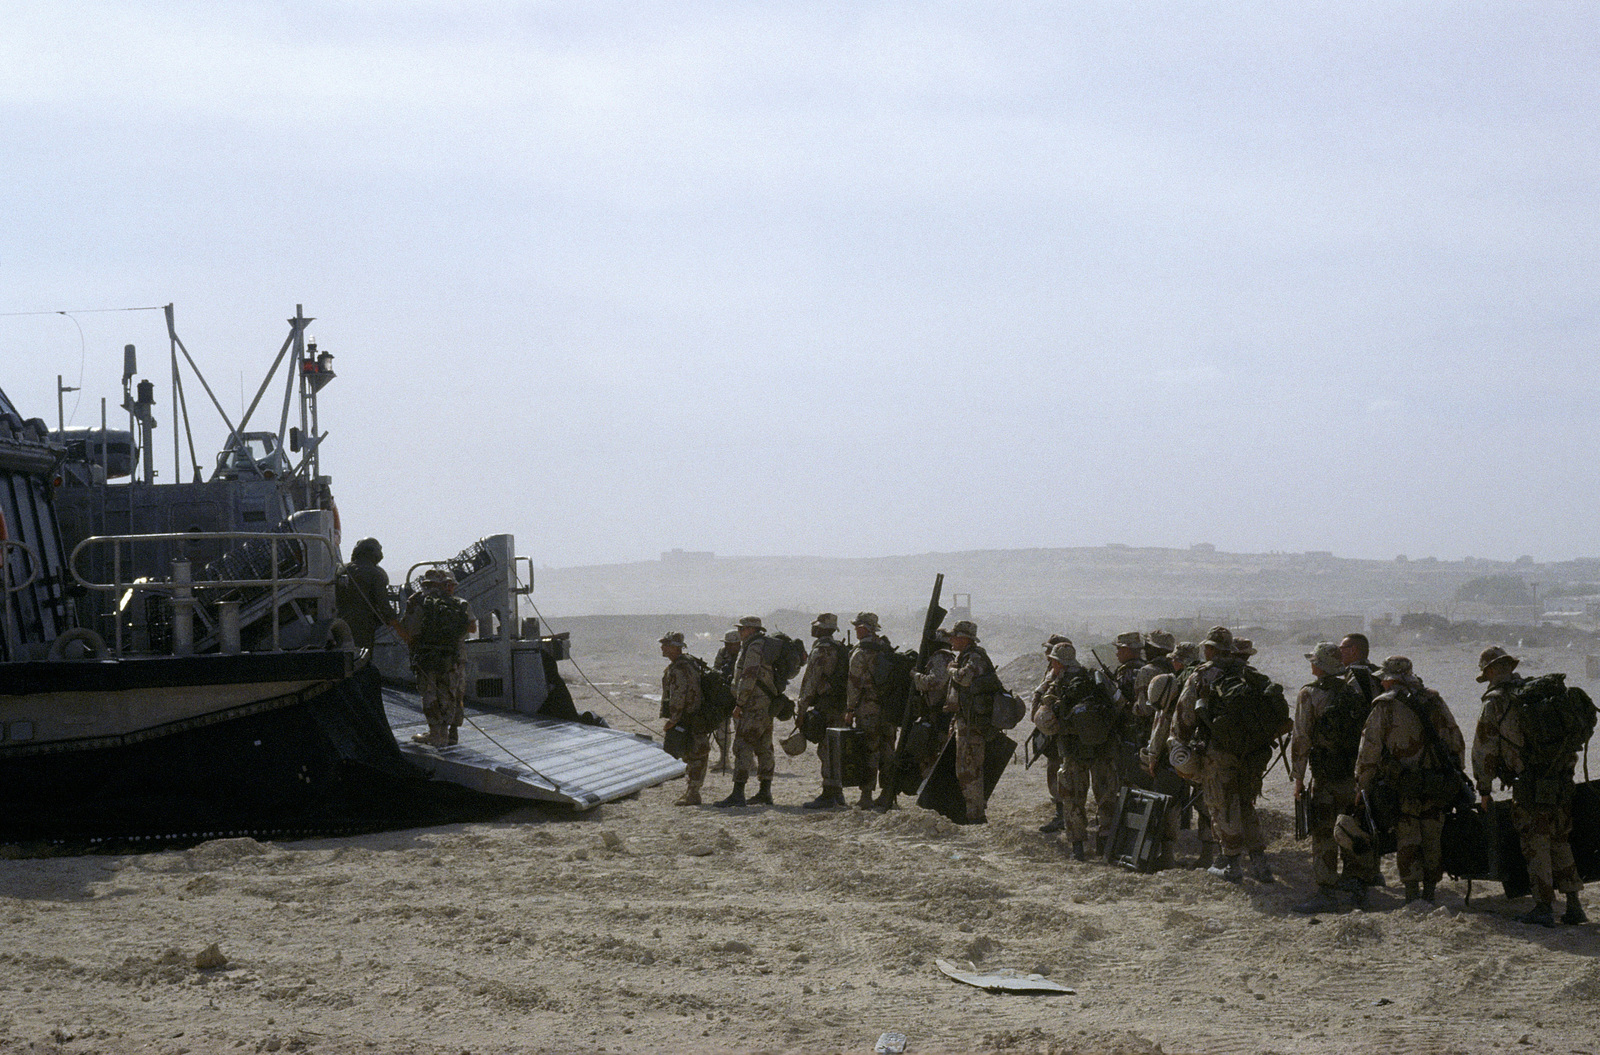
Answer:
[
  {"left": 661, "top": 615, "right": 1593, "bottom": 926},
  {"left": 659, "top": 612, "right": 999, "bottom": 820}
]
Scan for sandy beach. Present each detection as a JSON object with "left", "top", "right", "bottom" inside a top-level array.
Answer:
[{"left": 2, "top": 638, "right": 1597, "bottom": 1055}]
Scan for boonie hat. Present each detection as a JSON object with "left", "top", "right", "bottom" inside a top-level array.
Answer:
[
  {"left": 724, "top": 630, "right": 741, "bottom": 644},
  {"left": 950, "top": 620, "right": 979, "bottom": 642},
  {"left": 1173, "top": 642, "right": 1202, "bottom": 666},
  {"left": 1305, "top": 642, "right": 1347, "bottom": 676},
  {"left": 1145, "top": 630, "right": 1175, "bottom": 654},
  {"left": 1476, "top": 645, "right": 1520, "bottom": 682},
  {"left": 1115, "top": 631, "right": 1143, "bottom": 650},
  {"left": 852, "top": 612, "right": 881, "bottom": 632},
  {"left": 812, "top": 612, "right": 840, "bottom": 635},
  {"left": 1379, "top": 655, "right": 1414, "bottom": 682},
  {"left": 1048, "top": 641, "right": 1078, "bottom": 667},
  {"left": 1201, "top": 626, "right": 1234, "bottom": 652},
  {"left": 1233, "top": 638, "right": 1257, "bottom": 657},
  {"left": 736, "top": 616, "right": 764, "bottom": 630},
  {"left": 659, "top": 631, "right": 686, "bottom": 649}
]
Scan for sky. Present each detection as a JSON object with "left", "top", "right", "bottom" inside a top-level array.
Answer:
[{"left": 3, "top": 2, "right": 1597, "bottom": 573}]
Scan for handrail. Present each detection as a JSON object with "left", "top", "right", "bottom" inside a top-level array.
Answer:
[
  {"left": 67, "top": 530, "right": 338, "bottom": 655},
  {"left": 0, "top": 539, "right": 42, "bottom": 595},
  {"left": 67, "top": 530, "right": 337, "bottom": 591}
]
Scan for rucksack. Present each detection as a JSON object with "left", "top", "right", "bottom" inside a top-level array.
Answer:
[
  {"left": 1511, "top": 673, "right": 1598, "bottom": 773},
  {"left": 1198, "top": 666, "right": 1291, "bottom": 757},
  {"left": 1308, "top": 675, "right": 1373, "bottom": 782},
  {"left": 1057, "top": 670, "right": 1118, "bottom": 747},
  {"left": 870, "top": 645, "right": 917, "bottom": 725},
  {"left": 766, "top": 632, "right": 808, "bottom": 691},
  {"left": 415, "top": 594, "right": 473, "bottom": 654},
  {"left": 688, "top": 656, "right": 737, "bottom": 737},
  {"left": 813, "top": 638, "right": 851, "bottom": 703}
]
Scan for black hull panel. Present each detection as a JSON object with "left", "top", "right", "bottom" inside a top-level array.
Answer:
[{"left": 0, "top": 665, "right": 491, "bottom": 842}]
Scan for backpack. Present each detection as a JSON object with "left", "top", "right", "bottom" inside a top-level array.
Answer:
[
  {"left": 414, "top": 594, "right": 473, "bottom": 654},
  {"left": 1391, "top": 690, "right": 1469, "bottom": 807},
  {"left": 766, "top": 632, "right": 808, "bottom": 692},
  {"left": 688, "top": 656, "right": 737, "bottom": 737},
  {"left": 1308, "top": 675, "right": 1373, "bottom": 782},
  {"left": 1198, "top": 666, "right": 1291, "bottom": 757},
  {"left": 870, "top": 644, "right": 917, "bottom": 725},
  {"left": 814, "top": 638, "right": 851, "bottom": 703},
  {"left": 1511, "top": 673, "right": 1598, "bottom": 774},
  {"left": 1057, "top": 670, "right": 1118, "bottom": 747}
]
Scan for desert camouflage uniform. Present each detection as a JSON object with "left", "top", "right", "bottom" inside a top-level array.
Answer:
[
  {"left": 403, "top": 587, "right": 475, "bottom": 745},
  {"left": 1029, "top": 668, "right": 1065, "bottom": 804},
  {"left": 1473, "top": 675, "right": 1583, "bottom": 905},
  {"left": 1356, "top": 684, "right": 1465, "bottom": 889},
  {"left": 910, "top": 648, "right": 954, "bottom": 782},
  {"left": 1044, "top": 664, "right": 1120, "bottom": 844},
  {"left": 733, "top": 631, "right": 779, "bottom": 783},
  {"left": 663, "top": 654, "right": 709, "bottom": 796},
  {"left": 848, "top": 633, "right": 898, "bottom": 796},
  {"left": 1129, "top": 652, "right": 1173, "bottom": 783},
  {"left": 798, "top": 635, "right": 850, "bottom": 793},
  {"left": 711, "top": 636, "right": 741, "bottom": 766},
  {"left": 1146, "top": 666, "right": 1213, "bottom": 858},
  {"left": 946, "top": 642, "right": 996, "bottom": 822},
  {"left": 1176, "top": 656, "right": 1266, "bottom": 859},
  {"left": 1292, "top": 675, "right": 1379, "bottom": 889}
]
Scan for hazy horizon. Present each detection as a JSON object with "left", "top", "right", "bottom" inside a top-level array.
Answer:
[{"left": 6, "top": 4, "right": 1596, "bottom": 577}]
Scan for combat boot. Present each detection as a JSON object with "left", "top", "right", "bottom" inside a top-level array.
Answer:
[
  {"left": 1249, "top": 856, "right": 1274, "bottom": 884},
  {"left": 1518, "top": 901, "right": 1555, "bottom": 927},
  {"left": 748, "top": 780, "right": 774, "bottom": 806},
  {"left": 1562, "top": 893, "right": 1588, "bottom": 925},
  {"left": 1039, "top": 802, "right": 1066, "bottom": 833},
  {"left": 1195, "top": 843, "right": 1216, "bottom": 871},
  {"left": 1207, "top": 855, "right": 1243, "bottom": 883},
  {"left": 856, "top": 788, "right": 874, "bottom": 810},
  {"left": 1421, "top": 882, "right": 1436, "bottom": 903},
  {"left": 1070, "top": 840, "right": 1086, "bottom": 862},
  {"left": 872, "top": 791, "right": 898, "bottom": 813},
  {"left": 1403, "top": 882, "right": 1421, "bottom": 904},
  {"left": 446, "top": 725, "right": 460, "bottom": 745},
  {"left": 674, "top": 789, "right": 702, "bottom": 806},
  {"left": 715, "top": 782, "right": 747, "bottom": 808},
  {"left": 1349, "top": 883, "right": 1369, "bottom": 911},
  {"left": 803, "top": 789, "right": 839, "bottom": 810}
]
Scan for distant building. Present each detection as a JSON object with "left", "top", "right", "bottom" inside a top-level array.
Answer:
[{"left": 661, "top": 548, "right": 714, "bottom": 565}]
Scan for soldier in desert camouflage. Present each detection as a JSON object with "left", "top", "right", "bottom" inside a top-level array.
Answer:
[
  {"left": 1356, "top": 655, "right": 1466, "bottom": 904},
  {"left": 908, "top": 627, "right": 955, "bottom": 784},
  {"left": 1040, "top": 639, "right": 1120, "bottom": 861},
  {"left": 845, "top": 612, "right": 899, "bottom": 811},
  {"left": 1032, "top": 634, "right": 1073, "bottom": 833},
  {"left": 1291, "top": 643, "right": 1379, "bottom": 913},
  {"left": 710, "top": 629, "right": 741, "bottom": 772},
  {"left": 1174, "top": 626, "right": 1273, "bottom": 884},
  {"left": 798, "top": 613, "right": 851, "bottom": 810},
  {"left": 1473, "top": 646, "right": 1589, "bottom": 926},
  {"left": 1143, "top": 641, "right": 1207, "bottom": 868},
  {"left": 943, "top": 620, "right": 997, "bottom": 824},
  {"left": 659, "top": 631, "right": 709, "bottom": 806},
  {"left": 716, "top": 616, "right": 779, "bottom": 808}
]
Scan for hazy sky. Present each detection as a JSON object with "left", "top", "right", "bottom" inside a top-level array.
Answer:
[{"left": 4, "top": 2, "right": 1597, "bottom": 574}]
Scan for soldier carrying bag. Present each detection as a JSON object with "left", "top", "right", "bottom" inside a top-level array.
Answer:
[{"left": 1390, "top": 691, "right": 1471, "bottom": 808}]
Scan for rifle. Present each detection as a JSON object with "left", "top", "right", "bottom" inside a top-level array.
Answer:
[
  {"left": 1089, "top": 648, "right": 1124, "bottom": 703},
  {"left": 881, "top": 573, "right": 947, "bottom": 798}
]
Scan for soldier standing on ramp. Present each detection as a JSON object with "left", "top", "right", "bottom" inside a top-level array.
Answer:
[
  {"left": 402, "top": 569, "right": 476, "bottom": 747},
  {"left": 334, "top": 537, "right": 409, "bottom": 651}
]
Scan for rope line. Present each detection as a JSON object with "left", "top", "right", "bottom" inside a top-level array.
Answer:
[{"left": 527, "top": 599, "right": 656, "bottom": 734}]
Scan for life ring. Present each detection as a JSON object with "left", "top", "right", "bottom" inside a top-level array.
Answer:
[{"left": 48, "top": 627, "right": 111, "bottom": 661}]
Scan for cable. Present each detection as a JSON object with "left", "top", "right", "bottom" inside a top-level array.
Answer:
[
  {"left": 526, "top": 599, "right": 657, "bottom": 734},
  {"left": 59, "top": 311, "right": 86, "bottom": 425},
  {"left": 456, "top": 713, "right": 558, "bottom": 787},
  {"left": 0, "top": 306, "right": 165, "bottom": 317}
]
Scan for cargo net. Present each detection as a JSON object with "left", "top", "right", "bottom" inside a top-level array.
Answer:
[{"left": 198, "top": 520, "right": 306, "bottom": 604}]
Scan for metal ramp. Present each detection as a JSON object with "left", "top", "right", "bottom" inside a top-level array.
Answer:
[{"left": 382, "top": 688, "right": 684, "bottom": 810}]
